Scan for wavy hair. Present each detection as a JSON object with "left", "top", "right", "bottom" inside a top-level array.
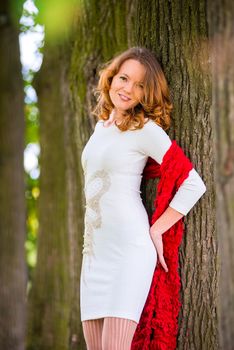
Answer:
[{"left": 92, "top": 47, "right": 173, "bottom": 131}]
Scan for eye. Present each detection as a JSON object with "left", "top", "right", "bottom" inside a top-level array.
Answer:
[
  {"left": 136, "top": 83, "right": 144, "bottom": 89},
  {"left": 119, "top": 76, "right": 127, "bottom": 81}
]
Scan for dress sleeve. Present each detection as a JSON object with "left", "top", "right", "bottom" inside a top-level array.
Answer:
[{"left": 138, "top": 121, "right": 207, "bottom": 216}]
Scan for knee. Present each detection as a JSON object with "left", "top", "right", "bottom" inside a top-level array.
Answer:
[
  {"left": 102, "top": 317, "right": 137, "bottom": 350},
  {"left": 82, "top": 319, "right": 103, "bottom": 350},
  {"left": 102, "top": 334, "right": 133, "bottom": 350},
  {"left": 102, "top": 335, "right": 119, "bottom": 350}
]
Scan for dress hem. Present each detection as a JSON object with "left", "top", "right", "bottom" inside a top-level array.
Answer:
[{"left": 81, "top": 310, "right": 139, "bottom": 324}]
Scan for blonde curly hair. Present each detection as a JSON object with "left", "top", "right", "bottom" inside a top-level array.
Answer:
[{"left": 92, "top": 47, "right": 173, "bottom": 131}]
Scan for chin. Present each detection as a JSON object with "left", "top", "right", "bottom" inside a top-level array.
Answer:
[
  {"left": 112, "top": 104, "right": 128, "bottom": 113},
  {"left": 114, "top": 102, "right": 135, "bottom": 112}
]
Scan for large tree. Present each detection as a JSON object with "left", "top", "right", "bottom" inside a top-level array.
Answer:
[
  {"left": 0, "top": 1, "right": 27, "bottom": 349},
  {"left": 134, "top": 1, "right": 217, "bottom": 349},
  {"left": 28, "top": 0, "right": 222, "bottom": 349},
  {"left": 208, "top": 0, "right": 234, "bottom": 349},
  {"left": 26, "top": 40, "right": 72, "bottom": 349}
]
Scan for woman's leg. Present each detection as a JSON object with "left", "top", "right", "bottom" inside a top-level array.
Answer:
[
  {"left": 102, "top": 317, "right": 138, "bottom": 350},
  {"left": 82, "top": 318, "right": 104, "bottom": 350}
]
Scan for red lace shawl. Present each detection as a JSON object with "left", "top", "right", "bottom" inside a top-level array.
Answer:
[{"left": 131, "top": 140, "right": 194, "bottom": 350}]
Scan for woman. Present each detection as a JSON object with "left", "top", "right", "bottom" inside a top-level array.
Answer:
[{"left": 80, "top": 47, "right": 206, "bottom": 350}]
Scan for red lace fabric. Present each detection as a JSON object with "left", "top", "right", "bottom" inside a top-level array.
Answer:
[{"left": 131, "top": 140, "right": 194, "bottom": 350}]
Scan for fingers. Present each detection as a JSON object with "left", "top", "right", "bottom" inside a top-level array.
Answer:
[
  {"left": 159, "top": 255, "right": 168, "bottom": 272},
  {"left": 153, "top": 233, "right": 168, "bottom": 273}
]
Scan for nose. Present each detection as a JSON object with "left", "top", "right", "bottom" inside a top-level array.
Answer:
[{"left": 123, "top": 81, "right": 134, "bottom": 94}]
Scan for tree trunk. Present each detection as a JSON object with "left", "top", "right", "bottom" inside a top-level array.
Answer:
[
  {"left": 132, "top": 1, "right": 218, "bottom": 349},
  {"left": 0, "top": 1, "right": 27, "bottom": 349},
  {"left": 208, "top": 0, "right": 234, "bottom": 349},
  {"left": 26, "top": 40, "right": 72, "bottom": 350}
]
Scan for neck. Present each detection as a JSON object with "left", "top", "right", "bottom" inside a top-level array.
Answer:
[{"left": 110, "top": 108, "right": 127, "bottom": 124}]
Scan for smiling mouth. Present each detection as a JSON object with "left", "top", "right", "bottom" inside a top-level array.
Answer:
[{"left": 118, "top": 93, "right": 131, "bottom": 102}]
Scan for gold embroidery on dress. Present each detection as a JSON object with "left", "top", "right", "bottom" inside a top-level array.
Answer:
[{"left": 82, "top": 159, "right": 111, "bottom": 260}]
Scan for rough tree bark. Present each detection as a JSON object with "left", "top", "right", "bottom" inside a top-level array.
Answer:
[
  {"left": 208, "top": 0, "right": 234, "bottom": 349},
  {"left": 28, "top": 0, "right": 220, "bottom": 349},
  {"left": 133, "top": 1, "right": 218, "bottom": 349},
  {"left": 0, "top": 1, "right": 27, "bottom": 349}
]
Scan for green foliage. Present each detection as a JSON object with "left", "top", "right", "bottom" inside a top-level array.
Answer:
[
  {"left": 35, "top": 0, "right": 83, "bottom": 42},
  {"left": 10, "top": 0, "right": 25, "bottom": 24},
  {"left": 24, "top": 103, "right": 40, "bottom": 286},
  {"left": 25, "top": 103, "right": 40, "bottom": 144},
  {"left": 19, "top": 0, "right": 42, "bottom": 290},
  {"left": 23, "top": 82, "right": 40, "bottom": 288}
]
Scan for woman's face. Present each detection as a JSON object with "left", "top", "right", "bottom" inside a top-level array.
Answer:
[{"left": 109, "top": 59, "right": 146, "bottom": 114}]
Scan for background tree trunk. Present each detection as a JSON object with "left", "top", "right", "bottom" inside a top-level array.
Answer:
[
  {"left": 26, "top": 41, "right": 72, "bottom": 350},
  {"left": 28, "top": 1, "right": 220, "bottom": 349},
  {"left": 0, "top": 1, "right": 27, "bottom": 349},
  {"left": 208, "top": 1, "right": 234, "bottom": 349}
]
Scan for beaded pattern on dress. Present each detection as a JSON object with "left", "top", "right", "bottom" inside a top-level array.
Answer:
[{"left": 82, "top": 159, "right": 111, "bottom": 261}]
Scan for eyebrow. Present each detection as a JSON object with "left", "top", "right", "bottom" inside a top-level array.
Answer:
[{"left": 121, "top": 73, "right": 144, "bottom": 84}]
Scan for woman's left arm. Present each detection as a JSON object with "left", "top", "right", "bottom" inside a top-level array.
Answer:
[
  {"left": 138, "top": 121, "right": 207, "bottom": 272},
  {"left": 150, "top": 168, "right": 206, "bottom": 271}
]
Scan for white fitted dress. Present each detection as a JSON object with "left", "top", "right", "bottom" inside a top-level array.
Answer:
[{"left": 80, "top": 118, "right": 206, "bottom": 323}]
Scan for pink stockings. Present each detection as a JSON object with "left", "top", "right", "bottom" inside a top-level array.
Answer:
[{"left": 82, "top": 317, "right": 138, "bottom": 350}]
